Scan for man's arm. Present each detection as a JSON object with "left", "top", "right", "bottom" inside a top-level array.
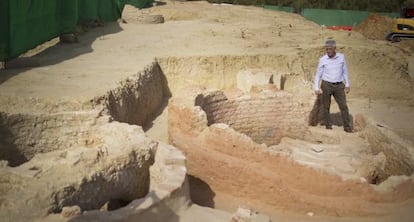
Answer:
[
  {"left": 314, "top": 58, "right": 323, "bottom": 95},
  {"left": 342, "top": 55, "right": 350, "bottom": 93}
]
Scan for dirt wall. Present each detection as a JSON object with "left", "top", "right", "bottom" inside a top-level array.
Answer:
[
  {"left": 364, "top": 121, "right": 414, "bottom": 180},
  {"left": 0, "top": 111, "right": 101, "bottom": 167},
  {"left": 0, "top": 119, "right": 156, "bottom": 221},
  {"left": 105, "top": 62, "right": 170, "bottom": 126},
  {"left": 159, "top": 49, "right": 412, "bottom": 102}
]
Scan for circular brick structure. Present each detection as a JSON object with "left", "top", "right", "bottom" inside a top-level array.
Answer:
[{"left": 194, "top": 85, "right": 308, "bottom": 145}]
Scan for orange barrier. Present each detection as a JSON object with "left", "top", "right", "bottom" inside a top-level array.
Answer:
[{"left": 327, "top": 26, "right": 353, "bottom": 31}]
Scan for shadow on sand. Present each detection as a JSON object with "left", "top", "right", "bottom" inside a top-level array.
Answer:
[{"left": 0, "top": 22, "right": 123, "bottom": 85}]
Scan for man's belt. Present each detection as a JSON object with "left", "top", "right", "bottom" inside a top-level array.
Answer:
[{"left": 323, "top": 80, "right": 342, "bottom": 85}]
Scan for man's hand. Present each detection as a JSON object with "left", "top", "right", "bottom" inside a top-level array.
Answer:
[
  {"left": 315, "top": 90, "right": 322, "bottom": 96},
  {"left": 345, "top": 87, "right": 350, "bottom": 94}
]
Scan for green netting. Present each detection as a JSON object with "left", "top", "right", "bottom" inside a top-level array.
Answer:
[
  {"left": 8, "top": 0, "right": 61, "bottom": 60},
  {"left": 99, "top": 0, "right": 123, "bottom": 22},
  {"left": 0, "top": 0, "right": 132, "bottom": 61},
  {"left": 0, "top": 0, "right": 9, "bottom": 61},
  {"left": 302, "top": 8, "right": 399, "bottom": 26},
  {"left": 126, "top": 0, "right": 154, "bottom": 9},
  {"left": 262, "top": 5, "right": 294, "bottom": 13},
  {"left": 60, "top": 0, "right": 79, "bottom": 34},
  {"left": 78, "top": 0, "right": 99, "bottom": 23},
  {"left": 302, "top": 8, "right": 370, "bottom": 26},
  {"left": 75, "top": 0, "right": 123, "bottom": 23}
]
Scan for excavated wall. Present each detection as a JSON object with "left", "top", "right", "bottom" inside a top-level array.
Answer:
[
  {"left": 105, "top": 62, "right": 171, "bottom": 126},
  {"left": 157, "top": 54, "right": 304, "bottom": 96},
  {"left": 0, "top": 62, "right": 182, "bottom": 222},
  {"left": 364, "top": 121, "right": 414, "bottom": 182},
  {"left": 0, "top": 111, "right": 157, "bottom": 221},
  {"left": 195, "top": 88, "right": 308, "bottom": 145},
  {"left": 0, "top": 111, "right": 101, "bottom": 167},
  {"left": 158, "top": 47, "right": 412, "bottom": 100}
]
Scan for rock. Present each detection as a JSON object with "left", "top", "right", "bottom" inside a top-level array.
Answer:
[
  {"left": 353, "top": 113, "right": 366, "bottom": 132},
  {"left": 59, "top": 33, "right": 78, "bottom": 44},
  {"left": 236, "top": 206, "right": 253, "bottom": 218},
  {"left": 0, "top": 160, "right": 8, "bottom": 167},
  {"left": 237, "top": 69, "right": 281, "bottom": 93},
  {"left": 61, "top": 205, "right": 81, "bottom": 218},
  {"left": 311, "top": 147, "right": 324, "bottom": 153},
  {"left": 140, "top": 14, "right": 165, "bottom": 24},
  {"left": 307, "top": 211, "right": 314, "bottom": 217},
  {"left": 230, "top": 206, "right": 271, "bottom": 222},
  {"left": 122, "top": 5, "right": 165, "bottom": 24}
]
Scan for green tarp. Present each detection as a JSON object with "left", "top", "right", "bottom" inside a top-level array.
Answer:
[
  {"left": 301, "top": 8, "right": 399, "bottom": 26},
  {"left": 126, "top": 0, "right": 153, "bottom": 10},
  {"left": 262, "top": 6, "right": 399, "bottom": 27},
  {"left": 8, "top": 0, "right": 61, "bottom": 59},
  {"left": 78, "top": 0, "right": 122, "bottom": 23},
  {"left": 0, "top": 0, "right": 10, "bottom": 61},
  {"left": 0, "top": 0, "right": 153, "bottom": 61},
  {"left": 60, "top": 0, "right": 79, "bottom": 34}
]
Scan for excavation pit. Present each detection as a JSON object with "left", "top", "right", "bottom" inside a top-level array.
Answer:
[
  {"left": 1, "top": 50, "right": 413, "bottom": 220},
  {"left": 160, "top": 53, "right": 414, "bottom": 216}
]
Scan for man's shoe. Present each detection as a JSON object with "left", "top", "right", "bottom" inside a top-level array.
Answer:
[
  {"left": 326, "top": 125, "right": 332, "bottom": 130},
  {"left": 344, "top": 127, "right": 353, "bottom": 133}
]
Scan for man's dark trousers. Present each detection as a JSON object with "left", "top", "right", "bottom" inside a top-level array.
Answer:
[{"left": 321, "top": 80, "right": 350, "bottom": 129}]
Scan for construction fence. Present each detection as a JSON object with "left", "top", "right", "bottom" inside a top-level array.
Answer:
[
  {"left": 0, "top": 2, "right": 400, "bottom": 61},
  {"left": 0, "top": 0, "right": 153, "bottom": 61},
  {"left": 263, "top": 6, "right": 399, "bottom": 26}
]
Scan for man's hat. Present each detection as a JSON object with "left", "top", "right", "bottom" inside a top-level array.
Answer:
[{"left": 325, "top": 39, "right": 336, "bottom": 47}]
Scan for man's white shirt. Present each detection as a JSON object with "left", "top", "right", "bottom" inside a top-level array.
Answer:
[{"left": 314, "top": 53, "right": 350, "bottom": 91}]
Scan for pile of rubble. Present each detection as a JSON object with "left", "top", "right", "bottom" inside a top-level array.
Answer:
[{"left": 354, "top": 14, "right": 393, "bottom": 40}]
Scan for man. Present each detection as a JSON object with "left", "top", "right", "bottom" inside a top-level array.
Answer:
[{"left": 314, "top": 39, "right": 352, "bottom": 133}]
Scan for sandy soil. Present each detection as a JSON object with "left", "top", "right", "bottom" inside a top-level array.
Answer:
[{"left": 1, "top": 1, "right": 414, "bottom": 221}]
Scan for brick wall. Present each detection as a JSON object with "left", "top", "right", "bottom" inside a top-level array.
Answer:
[{"left": 196, "top": 87, "right": 307, "bottom": 145}]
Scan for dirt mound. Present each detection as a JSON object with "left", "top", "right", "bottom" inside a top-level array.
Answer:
[{"left": 354, "top": 14, "right": 393, "bottom": 40}]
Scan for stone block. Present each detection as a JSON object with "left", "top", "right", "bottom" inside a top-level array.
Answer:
[
  {"left": 61, "top": 205, "right": 81, "bottom": 218},
  {"left": 237, "top": 69, "right": 275, "bottom": 93}
]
